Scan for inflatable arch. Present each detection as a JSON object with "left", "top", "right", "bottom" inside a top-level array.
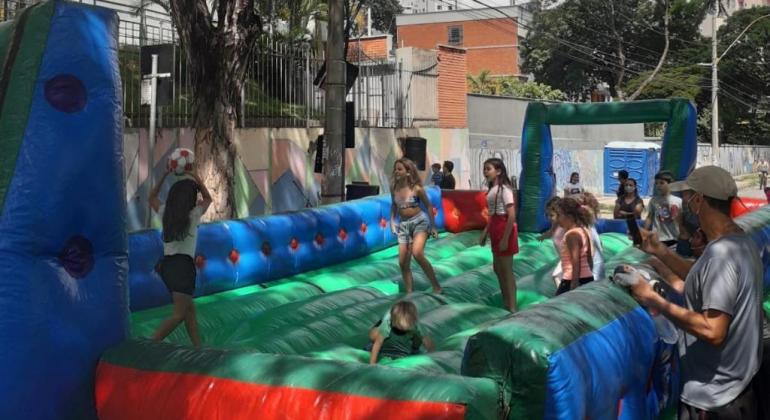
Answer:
[{"left": 518, "top": 99, "right": 698, "bottom": 232}]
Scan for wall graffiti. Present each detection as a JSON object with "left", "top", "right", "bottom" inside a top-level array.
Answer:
[
  {"left": 125, "top": 127, "right": 469, "bottom": 232},
  {"left": 697, "top": 144, "right": 770, "bottom": 175},
  {"left": 470, "top": 147, "right": 605, "bottom": 194}
]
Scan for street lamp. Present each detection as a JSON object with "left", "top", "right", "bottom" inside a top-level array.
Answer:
[{"left": 701, "top": 12, "right": 770, "bottom": 166}]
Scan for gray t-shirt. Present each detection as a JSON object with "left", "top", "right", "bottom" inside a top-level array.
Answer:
[
  {"left": 679, "top": 233, "right": 763, "bottom": 410},
  {"left": 647, "top": 195, "right": 682, "bottom": 242}
]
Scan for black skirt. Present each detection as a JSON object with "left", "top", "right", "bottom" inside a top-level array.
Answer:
[{"left": 159, "top": 254, "right": 196, "bottom": 296}]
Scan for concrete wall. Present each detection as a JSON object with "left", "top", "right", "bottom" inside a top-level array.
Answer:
[
  {"left": 468, "top": 94, "right": 646, "bottom": 192},
  {"left": 396, "top": 47, "right": 439, "bottom": 125},
  {"left": 124, "top": 127, "right": 469, "bottom": 232},
  {"left": 697, "top": 144, "right": 770, "bottom": 175}
]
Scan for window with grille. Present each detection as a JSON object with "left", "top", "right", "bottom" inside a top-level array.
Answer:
[{"left": 448, "top": 25, "right": 463, "bottom": 45}]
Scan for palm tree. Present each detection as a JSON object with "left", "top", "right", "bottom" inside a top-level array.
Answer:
[{"left": 467, "top": 70, "right": 499, "bottom": 95}]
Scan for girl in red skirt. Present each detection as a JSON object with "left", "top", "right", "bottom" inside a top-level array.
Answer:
[{"left": 479, "top": 158, "right": 519, "bottom": 312}]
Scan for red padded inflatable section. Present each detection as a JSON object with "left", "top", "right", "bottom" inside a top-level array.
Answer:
[
  {"left": 731, "top": 197, "right": 766, "bottom": 218},
  {"left": 441, "top": 190, "right": 489, "bottom": 233},
  {"left": 95, "top": 363, "right": 467, "bottom": 420}
]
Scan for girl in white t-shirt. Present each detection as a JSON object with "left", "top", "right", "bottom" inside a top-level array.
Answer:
[
  {"left": 479, "top": 158, "right": 519, "bottom": 312},
  {"left": 564, "top": 172, "right": 584, "bottom": 196},
  {"left": 149, "top": 169, "right": 212, "bottom": 348}
]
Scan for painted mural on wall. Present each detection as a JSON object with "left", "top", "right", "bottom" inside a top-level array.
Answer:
[
  {"left": 125, "top": 127, "right": 470, "bottom": 232},
  {"left": 469, "top": 143, "right": 606, "bottom": 195},
  {"left": 696, "top": 144, "right": 770, "bottom": 175}
]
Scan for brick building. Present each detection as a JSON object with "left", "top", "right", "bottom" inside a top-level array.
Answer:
[
  {"left": 347, "top": 34, "right": 393, "bottom": 62},
  {"left": 436, "top": 45, "right": 467, "bottom": 128},
  {"left": 396, "top": 6, "right": 530, "bottom": 78}
]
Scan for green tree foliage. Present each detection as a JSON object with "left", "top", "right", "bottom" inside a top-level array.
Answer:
[
  {"left": 368, "top": 0, "right": 402, "bottom": 36},
  {"left": 623, "top": 66, "right": 706, "bottom": 101},
  {"left": 467, "top": 70, "right": 566, "bottom": 101},
  {"left": 522, "top": 0, "right": 707, "bottom": 100},
  {"left": 714, "top": 6, "right": 770, "bottom": 144}
]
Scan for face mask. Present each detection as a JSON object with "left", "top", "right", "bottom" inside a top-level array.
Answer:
[
  {"left": 624, "top": 185, "right": 635, "bottom": 193},
  {"left": 685, "top": 193, "right": 702, "bottom": 218}
]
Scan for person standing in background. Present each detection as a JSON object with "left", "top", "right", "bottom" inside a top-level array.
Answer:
[
  {"left": 440, "top": 161, "right": 456, "bottom": 190},
  {"left": 645, "top": 171, "right": 681, "bottom": 248},
  {"left": 564, "top": 172, "right": 584, "bottom": 196}
]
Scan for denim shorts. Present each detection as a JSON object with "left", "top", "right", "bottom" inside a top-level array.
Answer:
[{"left": 397, "top": 212, "right": 429, "bottom": 244}]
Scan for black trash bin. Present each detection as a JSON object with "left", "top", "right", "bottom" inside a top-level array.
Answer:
[{"left": 346, "top": 184, "right": 380, "bottom": 201}]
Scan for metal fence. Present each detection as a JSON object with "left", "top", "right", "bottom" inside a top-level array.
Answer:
[
  {"left": 1, "top": 0, "right": 27, "bottom": 20},
  {"left": 2, "top": 1, "right": 438, "bottom": 129},
  {"left": 348, "top": 59, "right": 438, "bottom": 128}
]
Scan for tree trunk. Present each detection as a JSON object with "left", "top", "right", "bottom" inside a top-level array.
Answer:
[
  {"left": 167, "top": 0, "right": 261, "bottom": 221},
  {"left": 608, "top": 1, "right": 626, "bottom": 100},
  {"left": 629, "top": 0, "right": 670, "bottom": 100},
  {"left": 193, "top": 117, "right": 236, "bottom": 222}
]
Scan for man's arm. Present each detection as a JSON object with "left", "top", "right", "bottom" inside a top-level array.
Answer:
[
  {"left": 639, "top": 228, "right": 694, "bottom": 279},
  {"left": 633, "top": 283, "right": 731, "bottom": 346},
  {"left": 647, "top": 256, "right": 685, "bottom": 294}
]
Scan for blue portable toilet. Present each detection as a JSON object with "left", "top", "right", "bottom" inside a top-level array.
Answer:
[{"left": 604, "top": 141, "right": 661, "bottom": 197}]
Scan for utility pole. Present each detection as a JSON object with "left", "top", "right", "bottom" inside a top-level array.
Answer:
[
  {"left": 367, "top": 6, "right": 372, "bottom": 36},
  {"left": 321, "top": 0, "right": 347, "bottom": 204},
  {"left": 710, "top": 11, "right": 719, "bottom": 166},
  {"left": 706, "top": 12, "right": 770, "bottom": 166},
  {"left": 143, "top": 54, "right": 171, "bottom": 227}
]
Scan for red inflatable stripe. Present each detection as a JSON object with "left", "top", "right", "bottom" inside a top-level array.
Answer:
[
  {"left": 441, "top": 190, "right": 489, "bottom": 233},
  {"left": 730, "top": 197, "right": 766, "bottom": 218},
  {"left": 96, "top": 362, "right": 467, "bottom": 420}
]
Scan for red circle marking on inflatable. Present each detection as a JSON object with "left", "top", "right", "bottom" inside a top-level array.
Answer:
[
  {"left": 380, "top": 218, "right": 387, "bottom": 228},
  {"left": 290, "top": 238, "right": 299, "bottom": 250},
  {"left": 194, "top": 255, "right": 205, "bottom": 268},
  {"left": 339, "top": 228, "right": 348, "bottom": 240},
  {"left": 229, "top": 249, "right": 240, "bottom": 264},
  {"left": 360, "top": 223, "right": 367, "bottom": 233},
  {"left": 261, "top": 242, "right": 271, "bottom": 256},
  {"left": 315, "top": 233, "right": 324, "bottom": 246}
]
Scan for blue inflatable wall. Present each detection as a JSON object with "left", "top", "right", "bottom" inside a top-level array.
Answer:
[
  {"left": 0, "top": 2, "right": 127, "bottom": 418},
  {"left": 128, "top": 187, "right": 445, "bottom": 311}
]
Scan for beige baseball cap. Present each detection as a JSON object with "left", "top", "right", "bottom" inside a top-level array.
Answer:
[{"left": 669, "top": 166, "right": 738, "bottom": 200}]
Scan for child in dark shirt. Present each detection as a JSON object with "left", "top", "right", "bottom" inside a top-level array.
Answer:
[
  {"left": 368, "top": 301, "right": 434, "bottom": 364},
  {"left": 430, "top": 163, "right": 443, "bottom": 186}
]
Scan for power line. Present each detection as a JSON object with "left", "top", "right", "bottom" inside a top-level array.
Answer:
[
  {"left": 437, "top": 0, "right": 766, "bottom": 105},
  {"left": 459, "top": 0, "right": 766, "bottom": 100}
]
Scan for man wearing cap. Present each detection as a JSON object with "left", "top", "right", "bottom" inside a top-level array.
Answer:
[{"left": 629, "top": 166, "right": 763, "bottom": 419}]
